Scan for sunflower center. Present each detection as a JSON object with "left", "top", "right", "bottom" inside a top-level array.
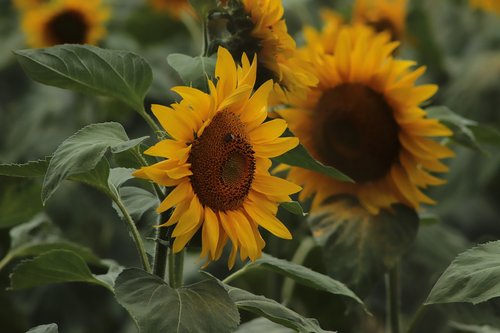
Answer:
[
  {"left": 46, "top": 9, "right": 89, "bottom": 45},
  {"left": 369, "top": 18, "right": 399, "bottom": 42},
  {"left": 189, "top": 110, "right": 255, "bottom": 211},
  {"left": 313, "top": 83, "right": 399, "bottom": 183}
]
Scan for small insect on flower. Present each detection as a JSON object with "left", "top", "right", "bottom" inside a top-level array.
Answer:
[
  {"left": 282, "top": 24, "right": 454, "bottom": 216},
  {"left": 134, "top": 47, "right": 301, "bottom": 268},
  {"left": 19, "top": 0, "right": 109, "bottom": 48}
]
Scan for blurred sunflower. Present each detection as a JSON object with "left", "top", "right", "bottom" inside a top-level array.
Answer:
[
  {"left": 134, "top": 47, "right": 301, "bottom": 268},
  {"left": 302, "top": 9, "right": 344, "bottom": 56},
  {"left": 148, "top": 0, "right": 196, "bottom": 19},
  {"left": 20, "top": 0, "right": 109, "bottom": 48},
  {"left": 470, "top": 0, "right": 500, "bottom": 14},
  {"left": 353, "top": 0, "right": 406, "bottom": 42},
  {"left": 281, "top": 25, "right": 454, "bottom": 215},
  {"left": 218, "top": 0, "right": 317, "bottom": 103},
  {"left": 13, "top": 0, "right": 45, "bottom": 11}
]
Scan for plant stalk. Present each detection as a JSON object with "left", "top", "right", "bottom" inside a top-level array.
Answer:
[
  {"left": 386, "top": 263, "right": 401, "bottom": 333},
  {"left": 168, "top": 249, "right": 185, "bottom": 288},
  {"left": 406, "top": 304, "right": 428, "bottom": 333},
  {"left": 138, "top": 105, "right": 163, "bottom": 138}
]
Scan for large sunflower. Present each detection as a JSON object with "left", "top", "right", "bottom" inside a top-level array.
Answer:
[
  {"left": 134, "top": 47, "right": 301, "bottom": 268},
  {"left": 353, "top": 0, "right": 406, "bottom": 42},
  {"left": 470, "top": 0, "right": 500, "bottom": 14},
  {"left": 20, "top": 0, "right": 109, "bottom": 48},
  {"left": 148, "top": 0, "right": 196, "bottom": 19},
  {"left": 220, "top": 0, "right": 317, "bottom": 103},
  {"left": 281, "top": 25, "right": 453, "bottom": 215},
  {"left": 302, "top": 9, "right": 344, "bottom": 56},
  {"left": 13, "top": 0, "right": 46, "bottom": 11}
]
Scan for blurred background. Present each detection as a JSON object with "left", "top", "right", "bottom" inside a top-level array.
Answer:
[{"left": 0, "top": 0, "right": 499, "bottom": 332}]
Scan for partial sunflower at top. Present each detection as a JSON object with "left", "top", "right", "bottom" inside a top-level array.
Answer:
[
  {"left": 353, "top": 0, "right": 406, "bottom": 43},
  {"left": 208, "top": 0, "right": 317, "bottom": 103},
  {"left": 281, "top": 25, "right": 454, "bottom": 216},
  {"left": 19, "top": 0, "right": 109, "bottom": 48}
]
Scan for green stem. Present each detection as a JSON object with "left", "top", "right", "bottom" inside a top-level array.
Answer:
[
  {"left": 0, "top": 252, "right": 14, "bottom": 273},
  {"left": 168, "top": 249, "right": 185, "bottom": 288},
  {"left": 113, "top": 195, "right": 152, "bottom": 273},
  {"left": 386, "top": 264, "right": 401, "bottom": 333},
  {"left": 406, "top": 305, "right": 428, "bottom": 333},
  {"left": 138, "top": 105, "right": 163, "bottom": 138},
  {"left": 222, "top": 265, "right": 250, "bottom": 284},
  {"left": 153, "top": 213, "right": 170, "bottom": 279}
]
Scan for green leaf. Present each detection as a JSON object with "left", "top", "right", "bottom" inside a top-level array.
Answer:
[
  {"left": 42, "top": 122, "right": 147, "bottom": 204},
  {"left": 310, "top": 198, "right": 419, "bottom": 295},
  {"left": 10, "top": 249, "right": 113, "bottom": 291},
  {"left": 26, "top": 324, "right": 59, "bottom": 333},
  {"left": 0, "top": 159, "right": 49, "bottom": 178},
  {"left": 242, "top": 254, "right": 365, "bottom": 310},
  {"left": 0, "top": 178, "right": 42, "bottom": 229},
  {"left": 280, "top": 201, "right": 307, "bottom": 216},
  {"left": 426, "top": 241, "right": 500, "bottom": 305},
  {"left": 14, "top": 45, "right": 153, "bottom": 111},
  {"left": 449, "top": 322, "right": 500, "bottom": 333},
  {"left": 236, "top": 318, "right": 294, "bottom": 333},
  {"left": 117, "top": 186, "right": 159, "bottom": 221},
  {"left": 226, "top": 286, "right": 329, "bottom": 333},
  {"left": 114, "top": 268, "right": 240, "bottom": 333},
  {"left": 167, "top": 54, "right": 216, "bottom": 92},
  {"left": 273, "top": 143, "right": 352, "bottom": 182}
]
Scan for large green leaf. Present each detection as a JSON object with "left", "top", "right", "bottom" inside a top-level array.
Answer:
[
  {"left": 0, "top": 178, "right": 42, "bottom": 229},
  {"left": 0, "top": 159, "right": 49, "bottom": 178},
  {"left": 167, "top": 54, "right": 216, "bottom": 92},
  {"left": 310, "top": 198, "right": 419, "bottom": 295},
  {"left": 10, "top": 249, "right": 115, "bottom": 291},
  {"left": 117, "top": 186, "right": 159, "bottom": 221},
  {"left": 14, "top": 45, "right": 152, "bottom": 111},
  {"left": 273, "top": 143, "right": 352, "bottom": 182},
  {"left": 41, "top": 122, "right": 147, "bottom": 203},
  {"left": 26, "top": 324, "right": 59, "bottom": 333},
  {"left": 236, "top": 318, "right": 294, "bottom": 333},
  {"left": 426, "top": 241, "right": 500, "bottom": 305},
  {"left": 114, "top": 268, "right": 240, "bottom": 333},
  {"left": 226, "top": 286, "right": 329, "bottom": 333},
  {"left": 237, "top": 254, "right": 365, "bottom": 310}
]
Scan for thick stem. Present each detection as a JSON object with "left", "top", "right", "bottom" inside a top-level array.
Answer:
[
  {"left": 138, "top": 105, "right": 163, "bottom": 138},
  {"left": 153, "top": 223, "right": 169, "bottom": 279},
  {"left": 168, "top": 249, "right": 185, "bottom": 288},
  {"left": 406, "top": 305, "right": 428, "bottom": 333},
  {"left": 385, "top": 264, "right": 401, "bottom": 333},
  {"left": 114, "top": 195, "right": 151, "bottom": 273}
]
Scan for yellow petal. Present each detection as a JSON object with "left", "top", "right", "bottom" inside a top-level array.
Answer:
[
  {"left": 144, "top": 139, "right": 188, "bottom": 159},
  {"left": 204, "top": 208, "right": 220, "bottom": 257},
  {"left": 253, "top": 137, "right": 299, "bottom": 158},
  {"left": 172, "top": 196, "right": 203, "bottom": 237},
  {"left": 165, "top": 164, "right": 193, "bottom": 179},
  {"left": 245, "top": 204, "right": 292, "bottom": 240},
  {"left": 151, "top": 104, "right": 193, "bottom": 141},
  {"left": 249, "top": 119, "right": 288, "bottom": 143},
  {"left": 229, "top": 210, "right": 258, "bottom": 261},
  {"left": 156, "top": 181, "right": 192, "bottom": 213},
  {"left": 252, "top": 174, "right": 302, "bottom": 196}
]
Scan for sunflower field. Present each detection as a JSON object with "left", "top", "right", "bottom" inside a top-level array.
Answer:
[{"left": 0, "top": 0, "right": 499, "bottom": 332}]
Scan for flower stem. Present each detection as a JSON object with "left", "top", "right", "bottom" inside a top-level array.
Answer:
[
  {"left": 153, "top": 211, "right": 170, "bottom": 280},
  {"left": 168, "top": 249, "right": 185, "bottom": 288},
  {"left": 406, "top": 304, "right": 428, "bottom": 333},
  {"left": 113, "top": 195, "right": 151, "bottom": 273},
  {"left": 222, "top": 265, "right": 249, "bottom": 284},
  {"left": 138, "top": 105, "right": 163, "bottom": 138},
  {"left": 386, "top": 263, "right": 401, "bottom": 333}
]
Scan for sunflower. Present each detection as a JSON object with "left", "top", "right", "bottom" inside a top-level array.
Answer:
[
  {"left": 353, "top": 0, "right": 406, "bottom": 42},
  {"left": 20, "top": 0, "right": 109, "bottom": 48},
  {"left": 134, "top": 47, "right": 301, "bottom": 268},
  {"left": 13, "top": 0, "right": 46, "bottom": 11},
  {"left": 470, "top": 0, "right": 500, "bottom": 14},
  {"left": 148, "top": 0, "right": 196, "bottom": 19},
  {"left": 302, "top": 9, "right": 344, "bottom": 56},
  {"left": 218, "top": 0, "right": 317, "bottom": 103},
  {"left": 281, "top": 25, "right": 454, "bottom": 215}
]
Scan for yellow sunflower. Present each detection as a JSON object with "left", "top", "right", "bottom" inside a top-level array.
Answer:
[
  {"left": 302, "top": 9, "right": 344, "bottom": 56},
  {"left": 353, "top": 0, "right": 406, "bottom": 42},
  {"left": 134, "top": 47, "right": 301, "bottom": 268},
  {"left": 239, "top": 0, "right": 317, "bottom": 102},
  {"left": 148, "top": 0, "right": 196, "bottom": 19},
  {"left": 470, "top": 0, "right": 500, "bottom": 14},
  {"left": 13, "top": 0, "right": 46, "bottom": 11},
  {"left": 20, "top": 0, "right": 109, "bottom": 48},
  {"left": 281, "top": 25, "right": 454, "bottom": 215}
]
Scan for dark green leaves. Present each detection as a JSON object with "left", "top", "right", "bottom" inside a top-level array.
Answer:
[
  {"left": 274, "top": 143, "right": 352, "bottom": 182},
  {"left": 41, "top": 122, "right": 147, "bottom": 203},
  {"left": 426, "top": 241, "right": 500, "bottom": 305},
  {"left": 280, "top": 201, "right": 307, "bottom": 216},
  {"left": 26, "top": 324, "right": 59, "bottom": 333},
  {"left": 14, "top": 45, "right": 152, "bottom": 111},
  {"left": 226, "top": 286, "right": 328, "bottom": 333},
  {"left": 167, "top": 54, "right": 216, "bottom": 92},
  {"left": 114, "top": 268, "right": 240, "bottom": 333},
  {"left": 10, "top": 249, "right": 114, "bottom": 291},
  {"left": 310, "top": 200, "right": 419, "bottom": 295}
]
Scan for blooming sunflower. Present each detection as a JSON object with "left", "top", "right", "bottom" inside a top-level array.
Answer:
[
  {"left": 302, "top": 9, "right": 344, "bottom": 56},
  {"left": 219, "top": 0, "right": 317, "bottom": 103},
  {"left": 470, "top": 0, "right": 500, "bottom": 14},
  {"left": 353, "top": 0, "right": 406, "bottom": 42},
  {"left": 13, "top": 0, "right": 46, "bottom": 11},
  {"left": 281, "top": 25, "right": 454, "bottom": 215},
  {"left": 148, "top": 0, "right": 196, "bottom": 19},
  {"left": 134, "top": 47, "right": 301, "bottom": 268},
  {"left": 20, "top": 0, "right": 109, "bottom": 48}
]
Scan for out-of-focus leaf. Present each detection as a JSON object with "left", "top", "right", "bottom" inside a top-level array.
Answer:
[
  {"left": 226, "top": 286, "right": 329, "bottom": 333},
  {"left": 280, "top": 201, "right": 307, "bottom": 216},
  {"left": 41, "top": 122, "right": 147, "bottom": 203},
  {"left": 274, "top": 143, "right": 352, "bottom": 182},
  {"left": 167, "top": 54, "right": 216, "bottom": 92},
  {"left": 236, "top": 318, "right": 294, "bottom": 333},
  {"left": 10, "top": 250, "right": 114, "bottom": 291},
  {"left": 310, "top": 198, "right": 419, "bottom": 295},
  {"left": 237, "top": 254, "right": 365, "bottom": 310},
  {"left": 114, "top": 268, "right": 239, "bottom": 333},
  {"left": 26, "top": 324, "right": 59, "bottom": 333},
  {"left": 450, "top": 322, "right": 500, "bottom": 333},
  {"left": 0, "top": 178, "right": 42, "bottom": 229},
  {"left": 14, "top": 45, "right": 152, "bottom": 112},
  {"left": 426, "top": 241, "right": 500, "bottom": 305},
  {"left": 419, "top": 211, "right": 440, "bottom": 225}
]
